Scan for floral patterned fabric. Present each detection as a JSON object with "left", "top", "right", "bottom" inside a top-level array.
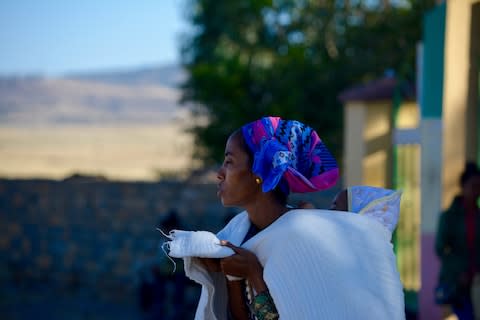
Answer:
[
  {"left": 347, "top": 186, "right": 402, "bottom": 233},
  {"left": 250, "top": 290, "right": 279, "bottom": 320}
]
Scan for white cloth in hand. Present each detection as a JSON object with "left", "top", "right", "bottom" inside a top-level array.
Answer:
[{"left": 165, "top": 230, "right": 235, "bottom": 258}]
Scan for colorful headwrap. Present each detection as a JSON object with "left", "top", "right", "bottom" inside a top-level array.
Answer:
[
  {"left": 241, "top": 116, "right": 339, "bottom": 194},
  {"left": 347, "top": 186, "right": 402, "bottom": 233}
]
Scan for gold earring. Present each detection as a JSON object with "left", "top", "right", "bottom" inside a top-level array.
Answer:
[{"left": 255, "top": 177, "right": 262, "bottom": 184}]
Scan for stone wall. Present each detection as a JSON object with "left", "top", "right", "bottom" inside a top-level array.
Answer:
[
  {"left": 0, "top": 178, "right": 226, "bottom": 292},
  {"left": 0, "top": 177, "right": 338, "bottom": 318}
]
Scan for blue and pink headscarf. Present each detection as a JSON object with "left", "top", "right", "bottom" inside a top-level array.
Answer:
[{"left": 241, "top": 116, "right": 339, "bottom": 194}]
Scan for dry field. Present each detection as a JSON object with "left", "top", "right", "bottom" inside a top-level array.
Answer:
[
  {"left": 0, "top": 124, "right": 194, "bottom": 181},
  {"left": 0, "top": 69, "right": 200, "bottom": 182}
]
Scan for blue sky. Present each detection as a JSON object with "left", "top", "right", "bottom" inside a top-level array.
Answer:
[{"left": 0, "top": 0, "right": 189, "bottom": 76}]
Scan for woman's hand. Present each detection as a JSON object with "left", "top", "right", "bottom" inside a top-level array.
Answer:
[
  {"left": 220, "top": 241, "right": 267, "bottom": 293},
  {"left": 196, "top": 257, "right": 221, "bottom": 272}
]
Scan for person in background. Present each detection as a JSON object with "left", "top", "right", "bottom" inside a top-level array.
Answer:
[{"left": 435, "top": 162, "right": 480, "bottom": 320}]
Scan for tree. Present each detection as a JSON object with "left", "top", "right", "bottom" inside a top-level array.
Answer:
[{"left": 180, "top": 0, "right": 435, "bottom": 165}]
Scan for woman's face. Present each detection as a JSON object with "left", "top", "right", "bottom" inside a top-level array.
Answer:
[{"left": 217, "top": 132, "right": 259, "bottom": 207}]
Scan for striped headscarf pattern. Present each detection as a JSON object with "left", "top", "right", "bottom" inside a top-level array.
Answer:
[{"left": 241, "top": 116, "right": 339, "bottom": 194}]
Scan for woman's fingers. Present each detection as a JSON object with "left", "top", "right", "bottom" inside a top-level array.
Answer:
[
  {"left": 218, "top": 241, "right": 263, "bottom": 280},
  {"left": 220, "top": 240, "right": 243, "bottom": 254},
  {"left": 219, "top": 240, "right": 230, "bottom": 246},
  {"left": 220, "top": 241, "right": 257, "bottom": 261},
  {"left": 220, "top": 256, "right": 246, "bottom": 278}
]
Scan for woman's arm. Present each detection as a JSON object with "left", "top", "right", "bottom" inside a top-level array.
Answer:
[
  {"left": 196, "top": 257, "right": 222, "bottom": 272},
  {"left": 220, "top": 241, "right": 279, "bottom": 320},
  {"left": 226, "top": 280, "right": 250, "bottom": 320}
]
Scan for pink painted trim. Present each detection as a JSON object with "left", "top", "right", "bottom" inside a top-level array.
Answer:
[{"left": 419, "top": 232, "right": 442, "bottom": 320}]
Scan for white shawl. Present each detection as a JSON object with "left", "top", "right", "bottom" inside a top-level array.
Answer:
[{"left": 177, "top": 209, "right": 405, "bottom": 320}]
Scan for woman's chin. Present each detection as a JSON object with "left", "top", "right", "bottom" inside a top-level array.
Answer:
[
  {"left": 218, "top": 191, "right": 230, "bottom": 204},
  {"left": 220, "top": 198, "right": 234, "bottom": 207},
  {"left": 218, "top": 193, "right": 226, "bottom": 205}
]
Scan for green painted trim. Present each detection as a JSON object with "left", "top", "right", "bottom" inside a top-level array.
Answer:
[
  {"left": 477, "top": 50, "right": 480, "bottom": 192},
  {"left": 404, "top": 289, "right": 419, "bottom": 313},
  {"left": 421, "top": 3, "right": 446, "bottom": 118},
  {"left": 391, "top": 83, "right": 401, "bottom": 253}
]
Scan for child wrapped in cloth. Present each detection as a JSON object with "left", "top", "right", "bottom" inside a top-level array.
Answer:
[{"left": 161, "top": 117, "right": 405, "bottom": 320}]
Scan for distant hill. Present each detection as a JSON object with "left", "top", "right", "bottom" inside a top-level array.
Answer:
[
  {"left": 0, "top": 64, "right": 189, "bottom": 126},
  {"left": 0, "top": 64, "right": 196, "bottom": 181},
  {"left": 65, "top": 64, "right": 187, "bottom": 88}
]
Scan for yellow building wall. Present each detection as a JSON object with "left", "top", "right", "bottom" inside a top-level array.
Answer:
[
  {"left": 344, "top": 101, "right": 392, "bottom": 188},
  {"left": 394, "top": 101, "right": 421, "bottom": 291},
  {"left": 344, "top": 100, "right": 421, "bottom": 290},
  {"left": 396, "top": 102, "right": 420, "bottom": 129},
  {"left": 442, "top": 0, "right": 480, "bottom": 208},
  {"left": 343, "top": 102, "right": 366, "bottom": 187},
  {"left": 363, "top": 102, "right": 392, "bottom": 188}
]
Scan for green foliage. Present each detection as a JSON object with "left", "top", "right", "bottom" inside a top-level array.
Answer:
[{"left": 180, "top": 0, "right": 436, "bottom": 165}]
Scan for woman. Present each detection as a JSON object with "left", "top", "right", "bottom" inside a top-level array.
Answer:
[
  {"left": 204, "top": 116, "right": 339, "bottom": 319},
  {"left": 435, "top": 162, "right": 480, "bottom": 320},
  {"left": 167, "top": 116, "right": 405, "bottom": 319}
]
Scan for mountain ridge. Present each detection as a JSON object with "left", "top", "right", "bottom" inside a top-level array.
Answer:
[
  {"left": 64, "top": 64, "right": 187, "bottom": 88},
  {"left": 0, "top": 64, "right": 196, "bottom": 181},
  {"left": 0, "top": 64, "right": 189, "bottom": 126}
]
